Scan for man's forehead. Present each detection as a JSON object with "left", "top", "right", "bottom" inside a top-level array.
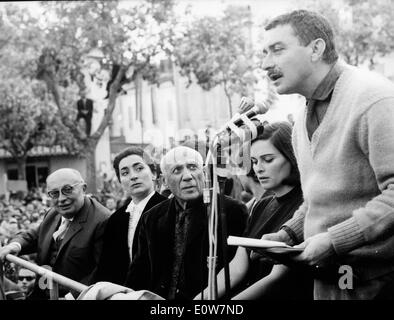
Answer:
[
  {"left": 165, "top": 149, "right": 201, "bottom": 165},
  {"left": 167, "top": 158, "right": 200, "bottom": 168},
  {"left": 47, "top": 171, "right": 81, "bottom": 188}
]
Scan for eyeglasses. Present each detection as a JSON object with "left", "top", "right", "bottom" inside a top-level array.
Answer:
[
  {"left": 18, "top": 276, "right": 36, "bottom": 281},
  {"left": 47, "top": 182, "right": 84, "bottom": 199}
]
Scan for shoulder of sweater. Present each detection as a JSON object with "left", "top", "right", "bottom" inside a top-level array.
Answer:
[{"left": 338, "top": 67, "right": 394, "bottom": 104}]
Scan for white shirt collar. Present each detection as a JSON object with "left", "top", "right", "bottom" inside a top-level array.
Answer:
[
  {"left": 126, "top": 190, "right": 155, "bottom": 213},
  {"left": 61, "top": 216, "right": 74, "bottom": 223}
]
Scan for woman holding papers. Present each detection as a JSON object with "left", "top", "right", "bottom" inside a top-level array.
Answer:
[{"left": 196, "top": 122, "right": 312, "bottom": 300}]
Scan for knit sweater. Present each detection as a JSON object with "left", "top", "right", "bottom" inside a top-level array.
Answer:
[{"left": 283, "top": 62, "right": 394, "bottom": 280}]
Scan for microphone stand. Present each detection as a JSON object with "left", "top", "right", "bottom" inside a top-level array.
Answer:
[
  {"left": 217, "top": 167, "right": 231, "bottom": 300},
  {"left": 203, "top": 133, "right": 232, "bottom": 300},
  {"left": 202, "top": 97, "right": 272, "bottom": 300},
  {"left": 203, "top": 143, "right": 218, "bottom": 300}
]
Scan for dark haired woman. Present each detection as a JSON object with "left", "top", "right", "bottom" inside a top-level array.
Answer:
[
  {"left": 196, "top": 121, "right": 312, "bottom": 300},
  {"left": 94, "top": 147, "right": 166, "bottom": 285}
]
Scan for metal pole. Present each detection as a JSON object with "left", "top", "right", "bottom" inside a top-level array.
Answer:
[{"left": 218, "top": 176, "right": 231, "bottom": 299}]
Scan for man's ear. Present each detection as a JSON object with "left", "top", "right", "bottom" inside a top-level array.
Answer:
[
  {"left": 161, "top": 174, "right": 168, "bottom": 187},
  {"left": 82, "top": 183, "right": 87, "bottom": 192},
  {"left": 310, "top": 38, "right": 326, "bottom": 62}
]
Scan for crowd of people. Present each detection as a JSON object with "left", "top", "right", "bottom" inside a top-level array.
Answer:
[
  {"left": 0, "top": 191, "right": 48, "bottom": 246},
  {"left": 1, "top": 9, "right": 394, "bottom": 301}
]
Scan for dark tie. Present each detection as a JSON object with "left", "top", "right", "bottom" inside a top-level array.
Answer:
[{"left": 168, "top": 209, "right": 190, "bottom": 299}]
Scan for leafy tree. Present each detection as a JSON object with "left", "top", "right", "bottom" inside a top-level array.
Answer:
[
  {"left": 305, "top": 0, "right": 394, "bottom": 68},
  {"left": 36, "top": 0, "right": 176, "bottom": 192},
  {"left": 173, "top": 5, "right": 257, "bottom": 117},
  {"left": 0, "top": 3, "right": 77, "bottom": 180},
  {"left": 0, "top": 79, "right": 67, "bottom": 180}
]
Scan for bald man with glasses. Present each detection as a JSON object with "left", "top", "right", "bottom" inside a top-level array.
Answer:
[{"left": 0, "top": 168, "right": 110, "bottom": 299}]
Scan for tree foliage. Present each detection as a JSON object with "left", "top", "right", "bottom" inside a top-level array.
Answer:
[
  {"left": 0, "top": 3, "right": 78, "bottom": 179},
  {"left": 305, "top": 0, "right": 394, "bottom": 68},
  {"left": 172, "top": 5, "right": 257, "bottom": 115},
  {"left": 36, "top": 0, "right": 176, "bottom": 191},
  {"left": 0, "top": 4, "right": 44, "bottom": 79},
  {"left": 0, "top": 79, "right": 56, "bottom": 158},
  {"left": 0, "top": 0, "right": 176, "bottom": 188}
]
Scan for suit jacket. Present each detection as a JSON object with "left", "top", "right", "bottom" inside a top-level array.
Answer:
[
  {"left": 13, "top": 196, "right": 110, "bottom": 287},
  {"left": 76, "top": 98, "right": 93, "bottom": 120},
  {"left": 95, "top": 192, "right": 166, "bottom": 285},
  {"left": 124, "top": 195, "right": 248, "bottom": 300}
]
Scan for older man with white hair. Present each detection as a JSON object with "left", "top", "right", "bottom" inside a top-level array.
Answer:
[
  {"left": 0, "top": 168, "right": 110, "bottom": 299},
  {"left": 124, "top": 146, "right": 248, "bottom": 300}
]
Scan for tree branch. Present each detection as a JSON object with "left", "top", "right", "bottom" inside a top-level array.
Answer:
[{"left": 89, "top": 63, "right": 127, "bottom": 143}]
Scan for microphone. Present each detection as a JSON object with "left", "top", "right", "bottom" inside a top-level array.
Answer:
[
  {"left": 218, "top": 97, "right": 266, "bottom": 133},
  {"left": 216, "top": 116, "right": 265, "bottom": 149},
  {"left": 216, "top": 87, "right": 277, "bottom": 146},
  {"left": 219, "top": 83, "right": 277, "bottom": 133},
  {"left": 233, "top": 101, "right": 269, "bottom": 127},
  {"left": 204, "top": 83, "right": 277, "bottom": 172},
  {"left": 213, "top": 115, "right": 266, "bottom": 176}
]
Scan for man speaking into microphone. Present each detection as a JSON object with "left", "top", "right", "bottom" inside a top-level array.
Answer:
[{"left": 259, "top": 9, "right": 394, "bottom": 300}]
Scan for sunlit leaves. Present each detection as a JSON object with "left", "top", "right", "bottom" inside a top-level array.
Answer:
[
  {"left": 173, "top": 5, "right": 257, "bottom": 108},
  {"left": 0, "top": 78, "right": 67, "bottom": 157},
  {"left": 306, "top": 0, "right": 394, "bottom": 68}
]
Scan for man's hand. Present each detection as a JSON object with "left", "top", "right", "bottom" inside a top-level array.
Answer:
[
  {"left": 262, "top": 229, "right": 293, "bottom": 245},
  {"left": 0, "top": 243, "right": 21, "bottom": 261},
  {"left": 292, "top": 232, "right": 335, "bottom": 266}
]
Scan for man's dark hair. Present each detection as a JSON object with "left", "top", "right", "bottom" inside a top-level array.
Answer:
[
  {"left": 113, "top": 147, "right": 157, "bottom": 182},
  {"left": 265, "top": 9, "right": 338, "bottom": 64}
]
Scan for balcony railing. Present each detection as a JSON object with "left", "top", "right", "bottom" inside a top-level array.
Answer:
[{"left": 0, "top": 254, "right": 87, "bottom": 300}]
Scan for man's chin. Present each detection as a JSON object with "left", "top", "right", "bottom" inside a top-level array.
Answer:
[
  {"left": 57, "top": 206, "right": 73, "bottom": 215},
  {"left": 180, "top": 193, "right": 200, "bottom": 202}
]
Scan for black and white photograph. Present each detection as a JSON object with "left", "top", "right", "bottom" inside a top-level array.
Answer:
[{"left": 0, "top": 0, "right": 394, "bottom": 313}]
